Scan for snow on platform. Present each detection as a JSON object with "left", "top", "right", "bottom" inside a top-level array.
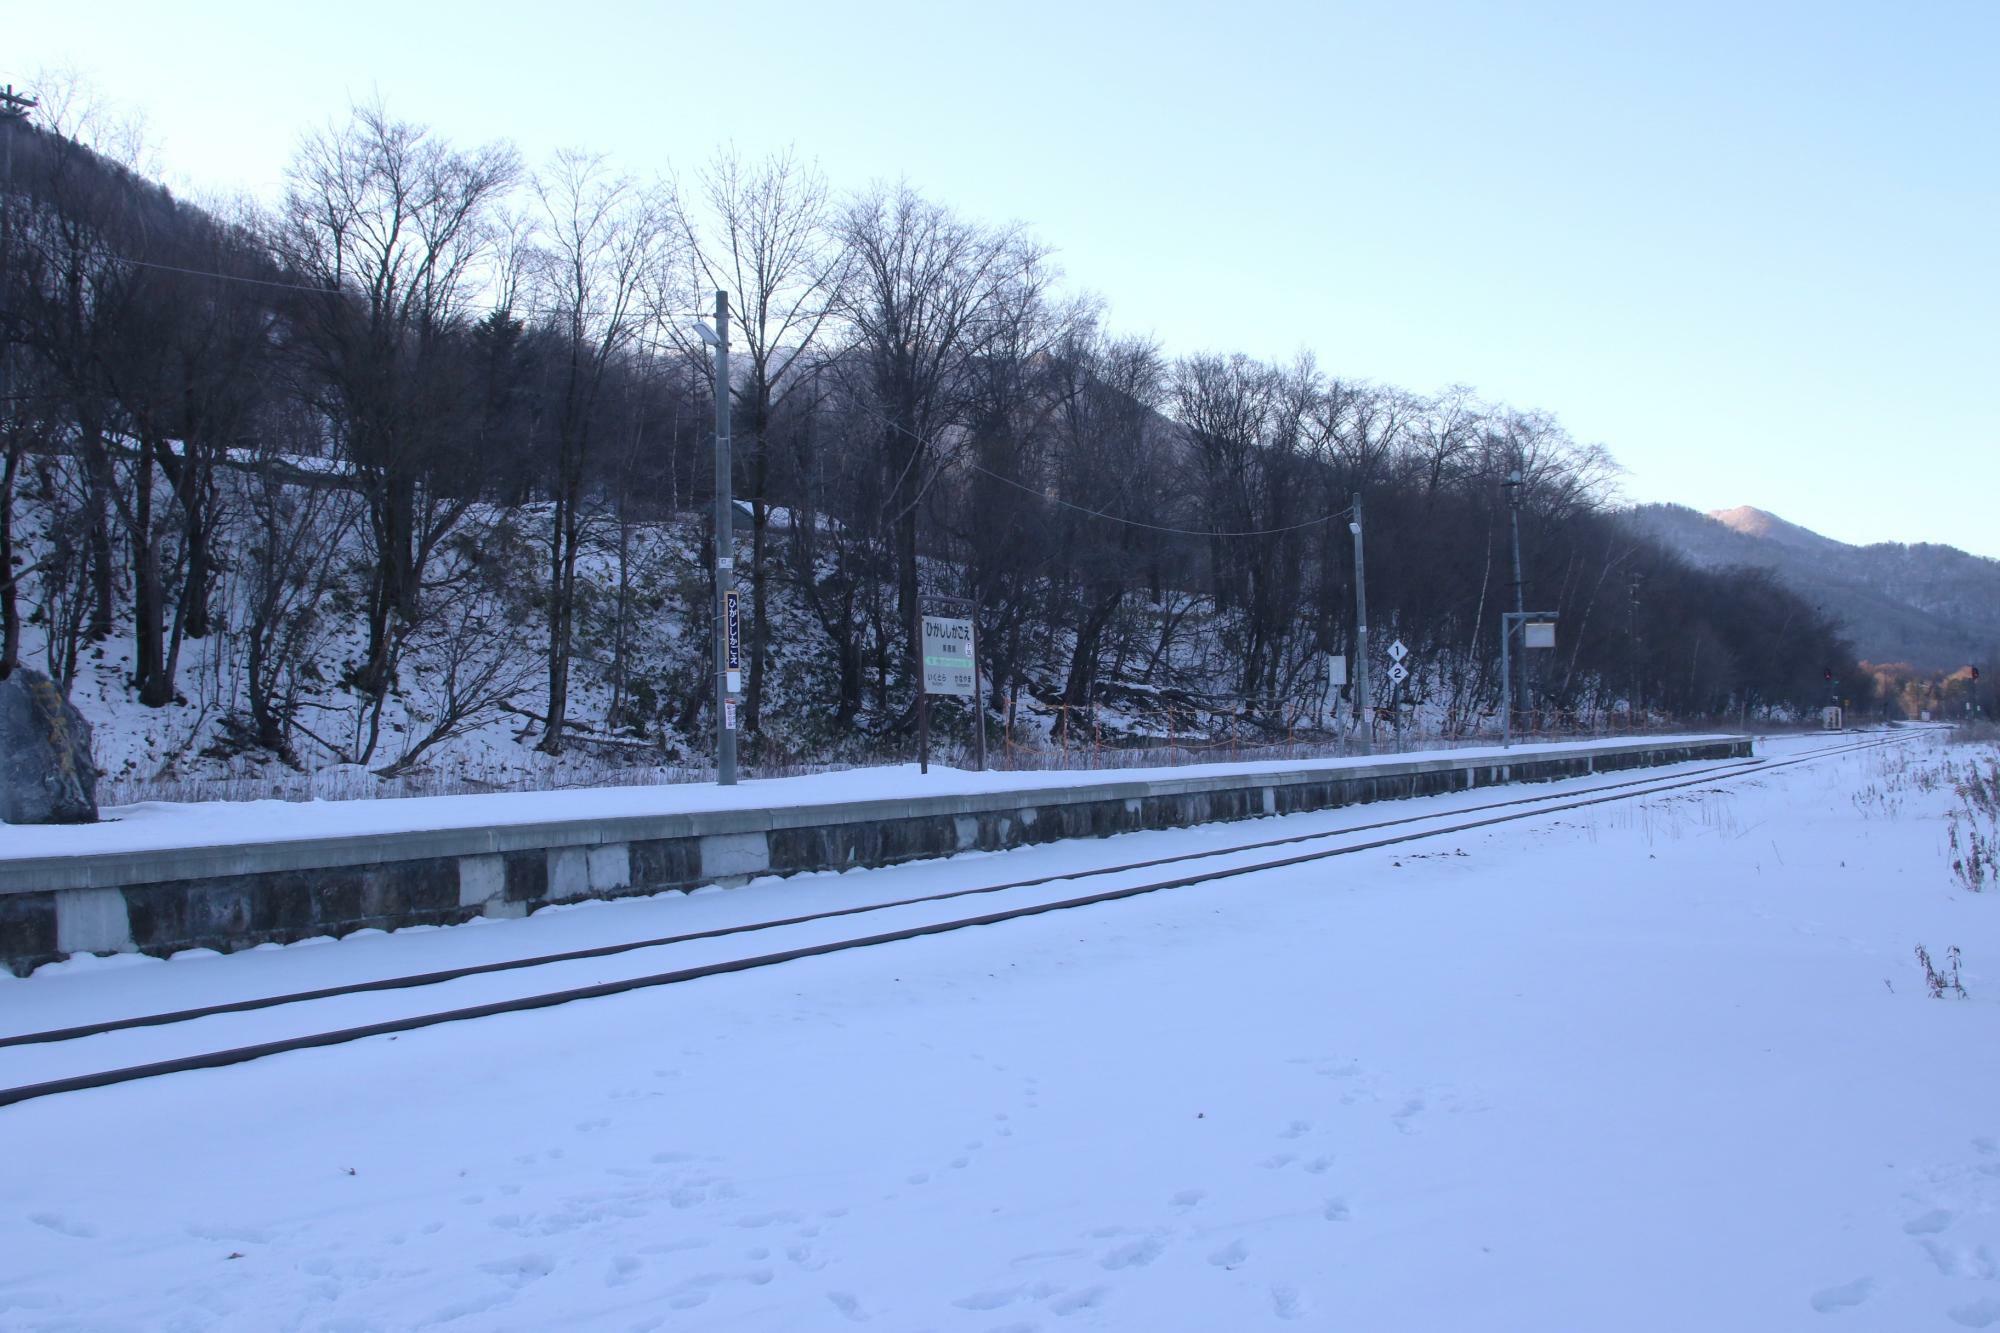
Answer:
[{"left": 0, "top": 734, "right": 1741, "bottom": 864}]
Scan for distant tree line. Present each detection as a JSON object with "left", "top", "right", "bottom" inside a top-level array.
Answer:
[{"left": 0, "top": 95, "right": 1876, "bottom": 775}]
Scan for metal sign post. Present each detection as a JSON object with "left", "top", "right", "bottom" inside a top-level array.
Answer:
[
  {"left": 1387, "top": 658, "right": 1409, "bottom": 751},
  {"left": 694, "top": 291, "right": 736, "bottom": 785},
  {"left": 1500, "top": 611, "right": 1559, "bottom": 748},
  {"left": 919, "top": 594, "right": 981, "bottom": 773},
  {"left": 1385, "top": 640, "right": 1408, "bottom": 750},
  {"left": 1350, "top": 495, "right": 1372, "bottom": 755}
]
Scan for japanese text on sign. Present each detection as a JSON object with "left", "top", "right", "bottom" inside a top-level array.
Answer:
[{"left": 921, "top": 615, "right": 975, "bottom": 696}]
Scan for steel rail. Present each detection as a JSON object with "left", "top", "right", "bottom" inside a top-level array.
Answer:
[{"left": 3, "top": 745, "right": 1794, "bottom": 1049}]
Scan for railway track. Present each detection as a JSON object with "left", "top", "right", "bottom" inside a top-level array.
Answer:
[{"left": 0, "top": 732, "right": 1911, "bottom": 1109}]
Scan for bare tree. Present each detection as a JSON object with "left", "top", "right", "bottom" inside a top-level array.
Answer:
[
  {"left": 279, "top": 103, "right": 518, "bottom": 745},
  {"left": 0, "top": 370, "right": 60, "bottom": 679},
  {"left": 681, "top": 147, "right": 847, "bottom": 735},
  {"left": 90, "top": 202, "right": 278, "bottom": 705},
  {"left": 524, "top": 149, "right": 672, "bottom": 752},
  {"left": 837, "top": 184, "right": 1046, "bottom": 683},
  {"left": 374, "top": 516, "right": 539, "bottom": 777},
  {"left": 239, "top": 423, "right": 361, "bottom": 760},
  {"left": 10, "top": 108, "right": 155, "bottom": 650}
]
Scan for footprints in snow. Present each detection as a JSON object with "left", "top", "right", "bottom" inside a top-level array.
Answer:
[
  {"left": 1271, "top": 1282, "right": 1309, "bottom": 1320},
  {"left": 28, "top": 1212, "right": 97, "bottom": 1239},
  {"left": 458, "top": 1148, "right": 848, "bottom": 1314},
  {"left": 1906, "top": 1208, "right": 1954, "bottom": 1236},
  {"left": 1048, "top": 1283, "right": 1109, "bottom": 1315},
  {"left": 1098, "top": 1234, "right": 1165, "bottom": 1270},
  {"left": 1207, "top": 1238, "right": 1249, "bottom": 1268},
  {"left": 1808, "top": 1277, "right": 1873, "bottom": 1313},
  {"left": 826, "top": 1290, "right": 870, "bottom": 1322},
  {"left": 900, "top": 1135, "right": 993, "bottom": 1191},
  {"left": 1814, "top": 1134, "right": 2000, "bottom": 1319},
  {"left": 952, "top": 1280, "right": 1060, "bottom": 1311},
  {"left": 434, "top": 1079, "right": 1392, "bottom": 1326},
  {"left": 1949, "top": 1297, "right": 2000, "bottom": 1329},
  {"left": 1249, "top": 1114, "right": 1352, "bottom": 1220}
]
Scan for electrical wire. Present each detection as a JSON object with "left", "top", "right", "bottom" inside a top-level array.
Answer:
[
  {"left": 100, "top": 253, "right": 330, "bottom": 295},
  {"left": 856, "top": 401, "right": 1355, "bottom": 539},
  {"left": 962, "top": 459, "right": 1354, "bottom": 538},
  {"left": 91, "top": 255, "right": 1357, "bottom": 540}
]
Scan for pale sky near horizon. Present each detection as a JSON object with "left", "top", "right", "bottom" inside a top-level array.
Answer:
[{"left": 12, "top": 1, "right": 1997, "bottom": 556}]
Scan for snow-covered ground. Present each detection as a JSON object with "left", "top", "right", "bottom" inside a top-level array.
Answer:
[{"left": 2, "top": 730, "right": 1995, "bottom": 1330}]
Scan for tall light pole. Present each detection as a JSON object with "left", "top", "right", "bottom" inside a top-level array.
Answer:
[
  {"left": 1350, "top": 493, "right": 1372, "bottom": 755},
  {"left": 1502, "top": 469, "right": 1526, "bottom": 733},
  {"left": 1628, "top": 570, "right": 1644, "bottom": 726},
  {"left": 694, "top": 292, "right": 737, "bottom": 785}
]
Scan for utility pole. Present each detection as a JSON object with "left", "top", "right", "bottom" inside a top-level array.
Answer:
[
  {"left": 1350, "top": 493, "right": 1372, "bottom": 755},
  {"left": 1627, "top": 571, "right": 1643, "bottom": 727},
  {"left": 703, "top": 291, "right": 737, "bottom": 785},
  {"left": 0, "top": 84, "right": 34, "bottom": 682},
  {"left": 1503, "top": 469, "right": 1527, "bottom": 735}
]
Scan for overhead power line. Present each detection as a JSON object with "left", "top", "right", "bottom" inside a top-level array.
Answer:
[
  {"left": 856, "top": 399, "right": 1356, "bottom": 540},
  {"left": 963, "top": 459, "right": 1354, "bottom": 538},
  {"left": 79, "top": 251, "right": 1349, "bottom": 542},
  {"left": 103, "top": 253, "right": 330, "bottom": 294}
]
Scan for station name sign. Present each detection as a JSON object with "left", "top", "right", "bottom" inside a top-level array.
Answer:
[{"left": 921, "top": 615, "right": 975, "bottom": 696}]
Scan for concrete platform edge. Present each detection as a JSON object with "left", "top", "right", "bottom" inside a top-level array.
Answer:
[{"left": 0, "top": 736, "right": 1750, "bottom": 975}]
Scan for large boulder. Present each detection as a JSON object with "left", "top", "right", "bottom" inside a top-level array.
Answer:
[{"left": 0, "top": 668, "right": 98, "bottom": 824}]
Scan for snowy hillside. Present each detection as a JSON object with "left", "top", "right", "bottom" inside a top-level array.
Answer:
[{"left": 9, "top": 458, "right": 1348, "bottom": 802}]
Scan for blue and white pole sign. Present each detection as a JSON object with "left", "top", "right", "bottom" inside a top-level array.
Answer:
[
  {"left": 725, "top": 591, "right": 742, "bottom": 695},
  {"left": 921, "top": 615, "right": 976, "bottom": 696}
]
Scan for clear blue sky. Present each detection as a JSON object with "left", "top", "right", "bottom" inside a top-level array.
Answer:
[{"left": 13, "top": 0, "right": 1997, "bottom": 555}]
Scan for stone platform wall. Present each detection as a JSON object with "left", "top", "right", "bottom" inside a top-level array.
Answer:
[{"left": 0, "top": 737, "right": 1751, "bottom": 975}]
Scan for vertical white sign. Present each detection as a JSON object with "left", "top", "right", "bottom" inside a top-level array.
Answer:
[{"left": 921, "top": 616, "right": 976, "bottom": 696}]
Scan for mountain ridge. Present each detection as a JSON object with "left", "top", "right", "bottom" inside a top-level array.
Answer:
[
  {"left": 1624, "top": 503, "right": 2000, "bottom": 670},
  {"left": 1707, "top": 505, "right": 1844, "bottom": 553}
]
